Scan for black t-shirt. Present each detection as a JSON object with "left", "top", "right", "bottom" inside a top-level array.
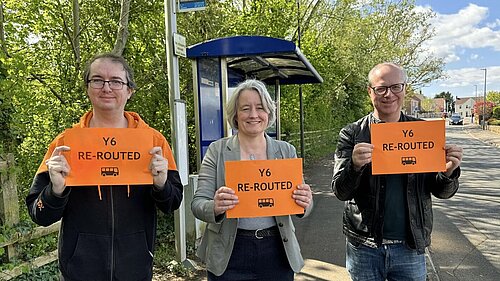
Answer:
[{"left": 383, "top": 174, "right": 408, "bottom": 240}]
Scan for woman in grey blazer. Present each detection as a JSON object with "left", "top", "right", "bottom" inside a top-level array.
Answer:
[{"left": 191, "top": 79, "right": 313, "bottom": 281}]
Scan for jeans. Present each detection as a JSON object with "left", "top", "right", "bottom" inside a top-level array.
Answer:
[
  {"left": 207, "top": 233, "right": 293, "bottom": 281},
  {"left": 346, "top": 240, "right": 426, "bottom": 281}
]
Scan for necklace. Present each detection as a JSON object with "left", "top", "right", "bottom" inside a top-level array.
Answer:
[{"left": 249, "top": 153, "right": 256, "bottom": 160}]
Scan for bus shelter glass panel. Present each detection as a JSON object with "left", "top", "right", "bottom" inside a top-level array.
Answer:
[{"left": 198, "top": 58, "right": 223, "bottom": 158}]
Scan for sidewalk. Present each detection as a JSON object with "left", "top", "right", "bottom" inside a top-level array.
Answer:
[
  {"left": 295, "top": 123, "right": 500, "bottom": 281},
  {"left": 428, "top": 124, "right": 500, "bottom": 281},
  {"left": 463, "top": 124, "right": 500, "bottom": 148},
  {"left": 158, "top": 124, "right": 500, "bottom": 281}
]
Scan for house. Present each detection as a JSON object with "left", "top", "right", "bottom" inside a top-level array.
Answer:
[
  {"left": 404, "top": 92, "right": 425, "bottom": 116},
  {"left": 455, "top": 97, "right": 476, "bottom": 118},
  {"left": 433, "top": 98, "right": 446, "bottom": 113}
]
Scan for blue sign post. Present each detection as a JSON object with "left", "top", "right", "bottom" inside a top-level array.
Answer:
[{"left": 178, "top": 0, "right": 206, "bottom": 12}]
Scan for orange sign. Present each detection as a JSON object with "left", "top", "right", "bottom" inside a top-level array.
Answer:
[
  {"left": 64, "top": 128, "right": 154, "bottom": 186},
  {"left": 371, "top": 120, "right": 446, "bottom": 175},
  {"left": 225, "top": 158, "right": 305, "bottom": 218}
]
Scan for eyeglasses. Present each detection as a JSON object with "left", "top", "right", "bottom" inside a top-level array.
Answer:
[
  {"left": 87, "top": 79, "right": 128, "bottom": 90},
  {"left": 370, "top": 83, "right": 405, "bottom": 95}
]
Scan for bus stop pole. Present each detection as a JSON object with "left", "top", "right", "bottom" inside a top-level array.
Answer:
[
  {"left": 297, "top": 0, "right": 305, "bottom": 159},
  {"left": 164, "top": 0, "right": 190, "bottom": 265}
]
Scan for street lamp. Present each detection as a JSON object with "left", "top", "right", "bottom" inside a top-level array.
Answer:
[
  {"left": 481, "top": 68, "right": 487, "bottom": 130},
  {"left": 474, "top": 85, "right": 478, "bottom": 124}
]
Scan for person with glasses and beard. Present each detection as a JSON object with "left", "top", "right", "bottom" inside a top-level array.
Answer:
[
  {"left": 26, "top": 53, "right": 183, "bottom": 281},
  {"left": 332, "top": 62, "right": 463, "bottom": 281}
]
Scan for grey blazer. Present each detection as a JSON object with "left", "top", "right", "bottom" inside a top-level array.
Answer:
[{"left": 191, "top": 134, "right": 312, "bottom": 276}]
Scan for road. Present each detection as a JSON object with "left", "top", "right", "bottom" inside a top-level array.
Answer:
[{"left": 293, "top": 123, "right": 500, "bottom": 281}]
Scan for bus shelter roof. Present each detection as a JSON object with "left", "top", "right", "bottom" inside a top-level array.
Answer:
[{"left": 186, "top": 35, "right": 323, "bottom": 85}]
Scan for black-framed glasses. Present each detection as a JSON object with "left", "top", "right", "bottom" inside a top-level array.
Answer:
[
  {"left": 370, "top": 83, "right": 405, "bottom": 95},
  {"left": 87, "top": 79, "right": 128, "bottom": 90}
]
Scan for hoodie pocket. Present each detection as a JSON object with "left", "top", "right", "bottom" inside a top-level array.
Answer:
[
  {"left": 67, "top": 233, "right": 110, "bottom": 280},
  {"left": 114, "top": 231, "right": 153, "bottom": 280}
]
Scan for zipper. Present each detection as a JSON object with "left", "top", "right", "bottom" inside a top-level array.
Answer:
[{"left": 110, "top": 186, "right": 115, "bottom": 280}]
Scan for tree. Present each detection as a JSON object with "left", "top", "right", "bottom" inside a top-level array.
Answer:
[
  {"left": 492, "top": 106, "right": 500, "bottom": 119},
  {"left": 0, "top": 0, "right": 448, "bottom": 276},
  {"left": 487, "top": 91, "right": 500, "bottom": 106},
  {"left": 435, "top": 91, "right": 454, "bottom": 112},
  {"left": 473, "top": 101, "right": 495, "bottom": 119},
  {"left": 420, "top": 96, "right": 438, "bottom": 113}
]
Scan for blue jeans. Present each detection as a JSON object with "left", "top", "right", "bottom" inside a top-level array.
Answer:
[
  {"left": 346, "top": 240, "right": 426, "bottom": 281},
  {"left": 207, "top": 234, "right": 293, "bottom": 281}
]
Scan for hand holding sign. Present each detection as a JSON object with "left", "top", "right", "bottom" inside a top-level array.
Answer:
[
  {"left": 225, "top": 158, "right": 304, "bottom": 218},
  {"left": 444, "top": 144, "right": 463, "bottom": 177},
  {"left": 214, "top": 186, "right": 239, "bottom": 216},
  {"left": 352, "top": 143, "right": 374, "bottom": 171},
  {"left": 292, "top": 183, "right": 313, "bottom": 209},
  {"left": 45, "top": 146, "right": 71, "bottom": 195},
  {"left": 371, "top": 120, "right": 446, "bottom": 174},
  {"left": 149, "top": 147, "right": 168, "bottom": 190}
]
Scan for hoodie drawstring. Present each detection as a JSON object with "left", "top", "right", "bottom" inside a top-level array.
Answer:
[{"left": 98, "top": 186, "right": 102, "bottom": 200}]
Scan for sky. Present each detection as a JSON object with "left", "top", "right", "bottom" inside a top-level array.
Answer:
[{"left": 414, "top": 0, "right": 500, "bottom": 99}]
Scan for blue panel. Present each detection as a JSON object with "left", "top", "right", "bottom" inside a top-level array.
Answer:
[
  {"left": 179, "top": 0, "right": 205, "bottom": 11},
  {"left": 198, "top": 58, "right": 223, "bottom": 160},
  {"left": 187, "top": 36, "right": 296, "bottom": 58}
]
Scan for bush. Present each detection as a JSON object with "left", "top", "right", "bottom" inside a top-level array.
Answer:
[
  {"left": 492, "top": 106, "right": 500, "bottom": 119},
  {"left": 488, "top": 118, "right": 500, "bottom": 126}
]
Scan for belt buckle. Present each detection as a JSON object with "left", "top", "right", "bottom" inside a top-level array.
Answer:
[{"left": 255, "top": 229, "right": 264, "bottom": 239}]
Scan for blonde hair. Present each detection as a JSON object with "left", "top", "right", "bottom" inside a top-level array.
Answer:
[{"left": 226, "top": 79, "right": 276, "bottom": 130}]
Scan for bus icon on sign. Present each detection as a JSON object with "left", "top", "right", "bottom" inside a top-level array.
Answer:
[
  {"left": 258, "top": 198, "right": 274, "bottom": 208},
  {"left": 401, "top": 156, "right": 417, "bottom": 165},
  {"left": 101, "top": 167, "right": 119, "bottom": 176}
]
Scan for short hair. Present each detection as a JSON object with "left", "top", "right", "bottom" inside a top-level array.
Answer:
[
  {"left": 226, "top": 79, "right": 276, "bottom": 130},
  {"left": 368, "top": 62, "right": 407, "bottom": 86},
  {"left": 82, "top": 53, "right": 137, "bottom": 90}
]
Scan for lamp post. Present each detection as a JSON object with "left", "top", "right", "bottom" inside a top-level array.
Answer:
[
  {"left": 481, "top": 68, "right": 487, "bottom": 130},
  {"left": 473, "top": 85, "right": 477, "bottom": 124}
]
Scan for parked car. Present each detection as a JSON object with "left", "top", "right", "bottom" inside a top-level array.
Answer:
[{"left": 449, "top": 113, "right": 463, "bottom": 125}]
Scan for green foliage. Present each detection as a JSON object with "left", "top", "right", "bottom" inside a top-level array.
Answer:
[
  {"left": 11, "top": 261, "right": 59, "bottom": 281},
  {"left": 488, "top": 118, "right": 500, "bottom": 126},
  {"left": 487, "top": 91, "right": 500, "bottom": 106},
  {"left": 435, "top": 91, "right": 454, "bottom": 112},
  {"left": 492, "top": 106, "right": 500, "bottom": 119},
  {"left": 1, "top": 0, "right": 444, "bottom": 277}
]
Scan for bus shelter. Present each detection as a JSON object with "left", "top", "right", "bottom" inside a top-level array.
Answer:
[{"left": 186, "top": 35, "right": 323, "bottom": 168}]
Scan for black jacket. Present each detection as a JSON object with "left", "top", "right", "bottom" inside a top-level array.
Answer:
[
  {"left": 26, "top": 111, "right": 183, "bottom": 281},
  {"left": 332, "top": 113, "right": 460, "bottom": 254}
]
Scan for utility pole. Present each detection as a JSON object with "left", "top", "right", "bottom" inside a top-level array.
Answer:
[
  {"left": 474, "top": 84, "right": 478, "bottom": 124},
  {"left": 481, "top": 68, "right": 487, "bottom": 130}
]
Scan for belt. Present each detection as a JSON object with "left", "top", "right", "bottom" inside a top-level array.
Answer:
[
  {"left": 237, "top": 226, "right": 280, "bottom": 239},
  {"left": 382, "top": 238, "right": 405, "bottom": 244}
]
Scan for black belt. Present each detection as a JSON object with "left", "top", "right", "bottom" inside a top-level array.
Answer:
[
  {"left": 382, "top": 238, "right": 405, "bottom": 245},
  {"left": 237, "top": 226, "right": 280, "bottom": 239}
]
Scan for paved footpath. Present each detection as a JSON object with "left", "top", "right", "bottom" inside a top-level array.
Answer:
[
  {"left": 294, "top": 124, "right": 500, "bottom": 281},
  {"left": 428, "top": 124, "right": 500, "bottom": 281},
  {"left": 160, "top": 124, "right": 500, "bottom": 281}
]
